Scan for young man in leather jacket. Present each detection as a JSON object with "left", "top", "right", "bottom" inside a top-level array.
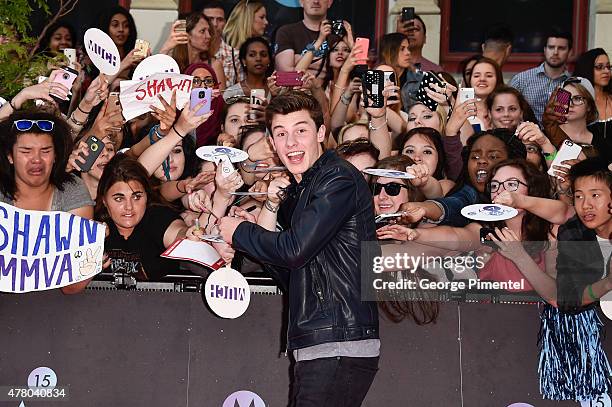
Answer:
[{"left": 218, "top": 91, "right": 380, "bottom": 406}]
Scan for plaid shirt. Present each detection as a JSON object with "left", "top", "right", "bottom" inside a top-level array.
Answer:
[
  {"left": 215, "top": 39, "right": 245, "bottom": 88},
  {"left": 508, "top": 63, "right": 570, "bottom": 124}
]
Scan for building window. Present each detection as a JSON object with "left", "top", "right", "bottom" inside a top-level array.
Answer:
[{"left": 439, "top": 0, "right": 589, "bottom": 72}]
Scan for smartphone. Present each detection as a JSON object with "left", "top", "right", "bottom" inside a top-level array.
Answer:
[
  {"left": 250, "top": 89, "right": 265, "bottom": 106},
  {"left": 354, "top": 37, "right": 370, "bottom": 64},
  {"left": 479, "top": 227, "right": 499, "bottom": 250},
  {"left": 176, "top": 19, "right": 187, "bottom": 33},
  {"left": 276, "top": 71, "right": 303, "bottom": 87},
  {"left": 134, "top": 39, "right": 150, "bottom": 58},
  {"left": 547, "top": 139, "right": 582, "bottom": 177},
  {"left": 363, "top": 70, "right": 385, "bottom": 109},
  {"left": 63, "top": 48, "right": 77, "bottom": 67},
  {"left": 76, "top": 135, "right": 105, "bottom": 172},
  {"left": 51, "top": 67, "right": 78, "bottom": 99},
  {"left": 107, "top": 92, "right": 121, "bottom": 114},
  {"left": 383, "top": 71, "right": 398, "bottom": 102},
  {"left": 555, "top": 88, "right": 571, "bottom": 115},
  {"left": 401, "top": 7, "right": 415, "bottom": 22},
  {"left": 218, "top": 155, "right": 235, "bottom": 178},
  {"left": 190, "top": 88, "right": 212, "bottom": 116},
  {"left": 458, "top": 87, "right": 475, "bottom": 104}
]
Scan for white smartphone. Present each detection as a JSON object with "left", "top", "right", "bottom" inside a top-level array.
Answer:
[
  {"left": 63, "top": 48, "right": 77, "bottom": 67},
  {"left": 458, "top": 87, "right": 475, "bottom": 104},
  {"left": 218, "top": 155, "right": 236, "bottom": 178},
  {"left": 547, "top": 139, "right": 582, "bottom": 177}
]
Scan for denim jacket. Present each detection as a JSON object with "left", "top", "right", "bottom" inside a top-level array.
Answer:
[{"left": 430, "top": 184, "right": 480, "bottom": 227}]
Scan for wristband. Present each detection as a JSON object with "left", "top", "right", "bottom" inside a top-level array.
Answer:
[
  {"left": 155, "top": 125, "right": 165, "bottom": 140},
  {"left": 69, "top": 114, "right": 86, "bottom": 126},
  {"left": 340, "top": 93, "right": 352, "bottom": 106},
  {"left": 172, "top": 125, "right": 185, "bottom": 139},
  {"left": 176, "top": 181, "right": 187, "bottom": 194},
  {"left": 264, "top": 199, "right": 279, "bottom": 213},
  {"left": 77, "top": 105, "right": 91, "bottom": 115},
  {"left": 368, "top": 118, "right": 387, "bottom": 131},
  {"left": 8, "top": 98, "right": 18, "bottom": 111},
  {"left": 543, "top": 151, "right": 557, "bottom": 161},
  {"left": 587, "top": 284, "right": 599, "bottom": 301}
]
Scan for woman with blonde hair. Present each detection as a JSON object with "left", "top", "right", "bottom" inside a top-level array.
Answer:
[{"left": 223, "top": 0, "right": 269, "bottom": 50}]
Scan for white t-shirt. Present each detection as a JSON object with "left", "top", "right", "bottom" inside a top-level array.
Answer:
[{"left": 596, "top": 235, "right": 612, "bottom": 279}]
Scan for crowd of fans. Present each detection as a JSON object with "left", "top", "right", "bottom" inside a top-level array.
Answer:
[{"left": 0, "top": 0, "right": 611, "bottom": 318}]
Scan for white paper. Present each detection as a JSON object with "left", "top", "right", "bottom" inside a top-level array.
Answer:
[
  {"left": 161, "top": 238, "right": 224, "bottom": 270},
  {"left": 119, "top": 73, "right": 193, "bottom": 121}
]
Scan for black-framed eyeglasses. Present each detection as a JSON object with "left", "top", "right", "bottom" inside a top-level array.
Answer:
[
  {"left": 487, "top": 179, "right": 528, "bottom": 193},
  {"left": 193, "top": 76, "right": 216, "bottom": 88},
  {"left": 372, "top": 182, "right": 408, "bottom": 196},
  {"left": 336, "top": 138, "right": 371, "bottom": 153},
  {"left": 13, "top": 119, "right": 54, "bottom": 132}
]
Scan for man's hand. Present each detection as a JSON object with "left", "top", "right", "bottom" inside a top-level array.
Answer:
[{"left": 218, "top": 216, "right": 245, "bottom": 245}]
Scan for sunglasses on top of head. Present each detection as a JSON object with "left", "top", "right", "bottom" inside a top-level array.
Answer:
[{"left": 13, "top": 119, "right": 54, "bottom": 132}]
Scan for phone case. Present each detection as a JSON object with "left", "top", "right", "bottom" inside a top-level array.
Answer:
[
  {"left": 554, "top": 88, "right": 571, "bottom": 115},
  {"left": 53, "top": 68, "right": 78, "bottom": 90},
  {"left": 354, "top": 38, "right": 369, "bottom": 64},
  {"left": 363, "top": 70, "right": 384, "bottom": 109},
  {"left": 176, "top": 20, "right": 187, "bottom": 32},
  {"left": 415, "top": 71, "right": 444, "bottom": 111},
  {"left": 63, "top": 48, "right": 77, "bottom": 65},
  {"left": 190, "top": 88, "right": 212, "bottom": 116},
  {"left": 218, "top": 155, "right": 235, "bottom": 178},
  {"left": 384, "top": 71, "right": 398, "bottom": 101},
  {"left": 134, "top": 39, "right": 150, "bottom": 58},
  {"left": 250, "top": 89, "right": 265, "bottom": 106},
  {"left": 402, "top": 7, "right": 415, "bottom": 22},
  {"left": 77, "top": 136, "right": 105, "bottom": 172},
  {"left": 547, "top": 139, "right": 582, "bottom": 177},
  {"left": 276, "top": 71, "right": 303, "bottom": 87}
]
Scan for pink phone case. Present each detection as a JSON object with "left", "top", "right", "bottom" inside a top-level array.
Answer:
[
  {"left": 555, "top": 88, "right": 571, "bottom": 115},
  {"left": 276, "top": 72, "right": 303, "bottom": 87},
  {"left": 53, "top": 68, "right": 78, "bottom": 90},
  {"left": 190, "top": 88, "right": 212, "bottom": 116},
  {"left": 354, "top": 37, "right": 370, "bottom": 63}
]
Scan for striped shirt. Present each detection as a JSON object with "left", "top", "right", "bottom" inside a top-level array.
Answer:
[
  {"left": 215, "top": 39, "right": 245, "bottom": 88},
  {"left": 508, "top": 63, "right": 570, "bottom": 124}
]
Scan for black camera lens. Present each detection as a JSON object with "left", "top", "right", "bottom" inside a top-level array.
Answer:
[
  {"left": 199, "top": 91, "right": 206, "bottom": 98},
  {"left": 62, "top": 73, "right": 69, "bottom": 80}
]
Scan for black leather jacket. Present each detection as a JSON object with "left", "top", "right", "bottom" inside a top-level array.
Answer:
[{"left": 233, "top": 150, "right": 379, "bottom": 350}]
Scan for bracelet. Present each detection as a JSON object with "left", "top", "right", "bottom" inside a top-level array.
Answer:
[
  {"left": 333, "top": 83, "right": 346, "bottom": 91},
  {"left": 155, "top": 125, "right": 166, "bottom": 140},
  {"left": 77, "top": 105, "right": 91, "bottom": 115},
  {"left": 587, "top": 284, "right": 599, "bottom": 301},
  {"left": 69, "top": 114, "right": 86, "bottom": 126},
  {"left": 368, "top": 118, "right": 388, "bottom": 131},
  {"left": 264, "top": 199, "right": 279, "bottom": 213},
  {"left": 176, "top": 181, "right": 187, "bottom": 194},
  {"left": 340, "top": 93, "right": 352, "bottom": 106},
  {"left": 8, "top": 98, "right": 18, "bottom": 111},
  {"left": 172, "top": 125, "right": 185, "bottom": 139},
  {"left": 543, "top": 151, "right": 557, "bottom": 161}
]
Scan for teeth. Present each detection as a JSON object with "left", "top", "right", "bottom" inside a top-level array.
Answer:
[
  {"left": 287, "top": 151, "right": 304, "bottom": 157},
  {"left": 476, "top": 170, "right": 487, "bottom": 182}
]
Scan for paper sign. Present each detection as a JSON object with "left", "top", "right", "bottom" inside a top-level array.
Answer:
[
  {"left": 0, "top": 202, "right": 105, "bottom": 293},
  {"left": 161, "top": 238, "right": 224, "bottom": 270},
  {"left": 600, "top": 291, "right": 612, "bottom": 320},
  {"left": 84, "top": 28, "right": 120, "bottom": 75},
  {"left": 119, "top": 72, "right": 193, "bottom": 121},
  {"left": 580, "top": 393, "right": 611, "bottom": 407},
  {"left": 205, "top": 267, "right": 251, "bottom": 319},
  {"left": 132, "top": 54, "right": 181, "bottom": 81}
]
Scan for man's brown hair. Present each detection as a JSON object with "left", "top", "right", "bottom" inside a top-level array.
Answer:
[{"left": 265, "top": 91, "right": 324, "bottom": 132}]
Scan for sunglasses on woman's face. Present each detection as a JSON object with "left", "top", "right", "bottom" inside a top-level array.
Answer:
[
  {"left": 13, "top": 119, "right": 54, "bottom": 132},
  {"left": 372, "top": 182, "right": 408, "bottom": 196}
]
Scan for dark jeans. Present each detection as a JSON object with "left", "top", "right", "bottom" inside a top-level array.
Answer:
[{"left": 289, "top": 356, "right": 379, "bottom": 407}]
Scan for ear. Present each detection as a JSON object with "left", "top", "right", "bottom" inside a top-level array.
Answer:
[
  {"left": 481, "top": 43, "right": 486, "bottom": 53},
  {"left": 268, "top": 133, "right": 277, "bottom": 153},
  {"left": 316, "top": 124, "right": 326, "bottom": 143},
  {"left": 7, "top": 153, "right": 13, "bottom": 165}
]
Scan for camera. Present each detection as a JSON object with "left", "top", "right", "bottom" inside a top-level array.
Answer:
[
  {"left": 199, "top": 90, "right": 206, "bottom": 98},
  {"left": 62, "top": 73, "right": 70, "bottom": 80},
  {"left": 331, "top": 20, "right": 346, "bottom": 37}
]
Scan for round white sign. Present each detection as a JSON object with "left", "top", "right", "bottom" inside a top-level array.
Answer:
[
  {"left": 196, "top": 146, "right": 249, "bottom": 163},
  {"left": 27, "top": 366, "right": 57, "bottom": 389},
  {"left": 600, "top": 291, "right": 612, "bottom": 321},
  {"left": 205, "top": 267, "right": 250, "bottom": 319},
  {"left": 83, "top": 28, "right": 120, "bottom": 75},
  {"left": 132, "top": 54, "right": 181, "bottom": 81},
  {"left": 580, "top": 393, "right": 611, "bottom": 407}
]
